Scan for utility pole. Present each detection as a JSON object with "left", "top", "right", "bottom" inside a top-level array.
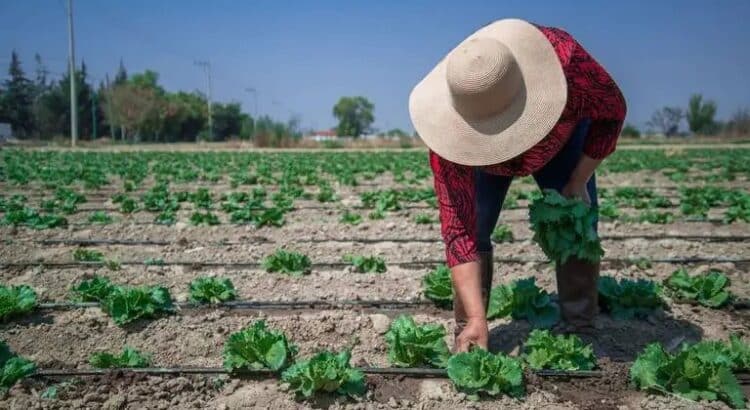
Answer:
[
  {"left": 244, "top": 87, "right": 258, "bottom": 119},
  {"left": 67, "top": 0, "right": 78, "bottom": 147},
  {"left": 91, "top": 90, "right": 97, "bottom": 139},
  {"left": 104, "top": 75, "right": 116, "bottom": 140},
  {"left": 194, "top": 60, "right": 213, "bottom": 142}
]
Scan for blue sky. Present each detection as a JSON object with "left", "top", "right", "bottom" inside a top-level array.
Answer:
[{"left": 1, "top": 0, "right": 748, "bottom": 133}]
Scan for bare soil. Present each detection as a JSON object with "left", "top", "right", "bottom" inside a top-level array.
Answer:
[{"left": 1, "top": 163, "right": 749, "bottom": 409}]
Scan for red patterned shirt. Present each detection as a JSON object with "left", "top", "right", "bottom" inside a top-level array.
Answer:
[{"left": 431, "top": 25, "right": 627, "bottom": 267}]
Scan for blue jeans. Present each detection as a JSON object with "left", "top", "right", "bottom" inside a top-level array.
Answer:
[{"left": 476, "top": 119, "right": 598, "bottom": 252}]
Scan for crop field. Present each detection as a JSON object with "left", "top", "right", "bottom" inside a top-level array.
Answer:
[{"left": 0, "top": 146, "right": 749, "bottom": 409}]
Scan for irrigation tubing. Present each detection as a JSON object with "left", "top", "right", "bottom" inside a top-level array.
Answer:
[
  {"left": 37, "top": 299, "right": 436, "bottom": 311},
  {"left": 4, "top": 256, "right": 749, "bottom": 269},
  {"left": 34, "top": 233, "right": 750, "bottom": 247},
  {"left": 33, "top": 298, "right": 750, "bottom": 312},
  {"left": 62, "top": 217, "right": 731, "bottom": 227},
  {"left": 31, "top": 367, "right": 603, "bottom": 379}
]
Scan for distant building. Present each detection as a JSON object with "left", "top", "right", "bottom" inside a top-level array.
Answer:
[
  {"left": 0, "top": 123, "right": 12, "bottom": 143},
  {"left": 304, "top": 129, "right": 339, "bottom": 141}
]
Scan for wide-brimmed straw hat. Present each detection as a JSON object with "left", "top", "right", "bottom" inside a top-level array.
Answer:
[{"left": 409, "top": 19, "right": 567, "bottom": 166}]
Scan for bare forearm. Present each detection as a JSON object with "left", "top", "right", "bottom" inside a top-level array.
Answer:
[
  {"left": 570, "top": 154, "right": 602, "bottom": 185},
  {"left": 451, "top": 261, "right": 485, "bottom": 320}
]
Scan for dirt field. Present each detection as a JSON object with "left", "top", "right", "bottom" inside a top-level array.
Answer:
[{"left": 0, "top": 147, "right": 749, "bottom": 409}]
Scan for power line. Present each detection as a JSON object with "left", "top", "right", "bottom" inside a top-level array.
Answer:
[
  {"left": 194, "top": 60, "right": 213, "bottom": 142},
  {"left": 66, "top": 0, "right": 78, "bottom": 147}
]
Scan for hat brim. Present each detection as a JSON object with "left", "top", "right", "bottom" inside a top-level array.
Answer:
[{"left": 410, "top": 19, "right": 567, "bottom": 166}]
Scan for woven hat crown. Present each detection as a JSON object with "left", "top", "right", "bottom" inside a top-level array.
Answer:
[{"left": 446, "top": 37, "right": 523, "bottom": 120}]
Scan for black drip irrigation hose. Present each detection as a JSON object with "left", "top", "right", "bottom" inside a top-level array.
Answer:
[
  {"left": 34, "top": 298, "right": 750, "bottom": 312},
  {"left": 3, "top": 257, "right": 749, "bottom": 269},
  {"left": 61, "top": 217, "right": 733, "bottom": 227},
  {"left": 31, "top": 367, "right": 602, "bottom": 379},
  {"left": 37, "top": 299, "right": 436, "bottom": 311},
  {"left": 33, "top": 234, "right": 750, "bottom": 247}
]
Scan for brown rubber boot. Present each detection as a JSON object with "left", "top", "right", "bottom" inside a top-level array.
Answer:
[
  {"left": 555, "top": 257, "right": 600, "bottom": 332},
  {"left": 454, "top": 251, "right": 494, "bottom": 341}
]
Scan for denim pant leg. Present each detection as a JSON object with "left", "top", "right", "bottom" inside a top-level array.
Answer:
[
  {"left": 475, "top": 169, "right": 513, "bottom": 252},
  {"left": 532, "top": 119, "right": 599, "bottom": 229}
]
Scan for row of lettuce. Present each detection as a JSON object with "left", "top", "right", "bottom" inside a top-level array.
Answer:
[
  {"left": 2, "top": 149, "right": 747, "bottom": 189},
  {"left": 2, "top": 315, "right": 749, "bottom": 407},
  {"left": 1, "top": 179, "right": 749, "bottom": 230}
]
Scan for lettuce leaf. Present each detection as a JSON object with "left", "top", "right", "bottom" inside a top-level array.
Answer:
[
  {"left": 0, "top": 285, "right": 37, "bottom": 321},
  {"left": 102, "top": 285, "right": 174, "bottom": 326},
  {"left": 281, "top": 349, "right": 365, "bottom": 399},
  {"left": 189, "top": 276, "right": 237, "bottom": 304},
  {"left": 598, "top": 276, "right": 663, "bottom": 320},
  {"left": 529, "top": 190, "right": 604, "bottom": 264},
  {"left": 385, "top": 315, "right": 450, "bottom": 368},
  {"left": 90, "top": 347, "right": 152, "bottom": 368},
  {"left": 487, "top": 278, "right": 560, "bottom": 328},
  {"left": 447, "top": 348, "right": 524, "bottom": 400},
  {"left": 422, "top": 265, "right": 453, "bottom": 309},
  {"left": 664, "top": 268, "right": 731, "bottom": 308},
  {"left": 523, "top": 329, "right": 596, "bottom": 371},
  {"left": 223, "top": 320, "right": 298, "bottom": 372}
]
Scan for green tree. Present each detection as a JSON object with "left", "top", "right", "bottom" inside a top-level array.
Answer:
[
  {"left": 647, "top": 106, "right": 683, "bottom": 137},
  {"left": 332, "top": 96, "right": 374, "bottom": 137},
  {"left": 0, "top": 51, "right": 35, "bottom": 137},
  {"left": 212, "top": 102, "right": 243, "bottom": 140},
  {"left": 621, "top": 123, "right": 641, "bottom": 138},
  {"left": 686, "top": 94, "right": 718, "bottom": 135}
]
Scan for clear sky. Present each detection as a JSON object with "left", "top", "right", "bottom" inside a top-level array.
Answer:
[{"left": 1, "top": 0, "right": 748, "bottom": 133}]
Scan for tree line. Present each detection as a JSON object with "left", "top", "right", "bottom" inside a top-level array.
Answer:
[
  {"left": 623, "top": 95, "right": 749, "bottom": 138},
  {"left": 0, "top": 51, "right": 302, "bottom": 146}
]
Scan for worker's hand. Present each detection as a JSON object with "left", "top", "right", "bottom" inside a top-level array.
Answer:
[
  {"left": 454, "top": 317, "right": 489, "bottom": 353},
  {"left": 561, "top": 179, "right": 591, "bottom": 206}
]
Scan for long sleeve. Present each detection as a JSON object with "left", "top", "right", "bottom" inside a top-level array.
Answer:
[
  {"left": 429, "top": 150, "right": 479, "bottom": 268},
  {"left": 568, "top": 41, "right": 627, "bottom": 159}
]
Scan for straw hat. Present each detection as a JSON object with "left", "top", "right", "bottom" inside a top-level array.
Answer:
[{"left": 409, "top": 19, "right": 567, "bottom": 166}]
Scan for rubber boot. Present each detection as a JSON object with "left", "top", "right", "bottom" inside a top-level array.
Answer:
[
  {"left": 454, "top": 251, "right": 494, "bottom": 340},
  {"left": 555, "top": 257, "right": 600, "bottom": 331}
]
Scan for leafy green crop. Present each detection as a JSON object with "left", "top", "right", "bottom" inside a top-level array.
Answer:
[
  {"left": 487, "top": 278, "right": 560, "bottom": 328},
  {"left": 491, "top": 224, "right": 514, "bottom": 243},
  {"left": 447, "top": 348, "right": 524, "bottom": 400},
  {"left": 631, "top": 341, "right": 745, "bottom": 408},
  {"left": 144, "top": 257, "right": 165, "bottom": 266},
  {"left": 529, "top": 190, "right": 603, "bottom": 264},
  {"left": 190, "top": 188, "right": 213, "bottom": 209},
  {"left": 2, "top": 207, "right": 67, "bottom": 229},
  {"left": 281, "top": 349, "right": 365, "bottom": 399},
  {"left": 0, "top": 341, "right": 36, "bottom": 391},
  {"left": 344, "top": 255, "right": 387, "bottom": 273},
  {"left": 664, "top": 268, "right": 731, "bottom": 308},
  {"left": 72, "top": 248, "right": 105, "bottom": 262},
  {"left": 339, "top": 211, "right": 363, "bottom": 225},
  {"left": 414, "top": 213, "right": 436, "bottom": 224},
  {"left": 263, "top": 250, "right": 311, "bottom": 276},
  {"left": 88, "top": 211, "right": 113, "bottom": 224},
  {"left": 422, "top": 265, "right": 453, "bottom": 309},
  {"left": 0, "top": 285, "right": 37, "bottom": 321},
  {"left": 70, "top": 276, "right": 115, "bottom": 302},
  {"left": 385, "top": 315, "right": 450, "bottom": 368},
  {"left": 102, "top": 285, "right": 174, "bottom": 326},
  {"left": 637, "top": 211, "right": 674, "bottom": 224},
  {"left": 89, "top": 347, "right": 152, "bottom": 368},
  {"left": 223, "top": 320, "right": 298, "bottom": 372},
  {"left": 523, "top": 329, "right": 596, "bottom": 371},
  {"left": 154, "top": 210, "right": 177, "bottom": 225},
  {"left": 597, "top": 276, "right": 663, "bottom": 319},
  {"left": 190, "top": 211, "right": 220, "bottom": 226},
  {"left": 119, "top": 197, "right": 138, "bottom": 214},
  {"left": 316, "top": 184, "right": 337, "bottom": 203},
  {"left": 189, "top": 276, "right": 237, "bottom": 304}
]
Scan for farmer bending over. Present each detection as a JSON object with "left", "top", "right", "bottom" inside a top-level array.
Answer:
[{"left": 409, "top": 19, "right": 626, "bottom": 352}]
